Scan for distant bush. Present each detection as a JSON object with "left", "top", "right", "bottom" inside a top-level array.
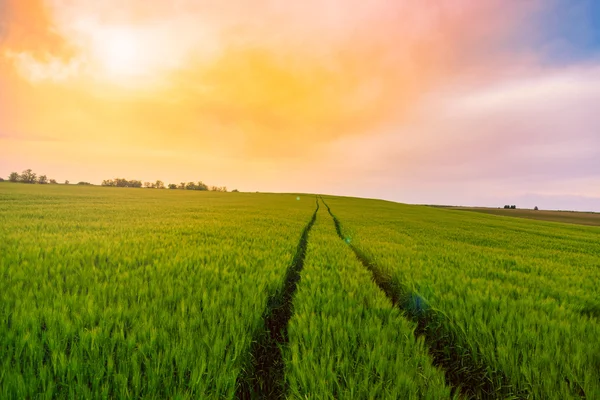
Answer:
[
  {"left": 0, "top": 178, "right": 4, "bottom": 182},
  {"left": 232, "top": 189, "right": 239, "bottom": 192},
  {"left": 77, "top": 182, "right": 92, "bottom": 186}
]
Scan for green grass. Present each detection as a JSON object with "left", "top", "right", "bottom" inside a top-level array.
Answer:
[
  {"left": 0, "top": 183, "right": 315, "bottom": 398},
  {"left": 284, "top": 203, "right": 452, "bottom": 399},
  {"left": 1, "top": 183, "right": 598, "bottom": 399},
  {"left": 324, "top": 195, "right": 600, "bottom": 399}
]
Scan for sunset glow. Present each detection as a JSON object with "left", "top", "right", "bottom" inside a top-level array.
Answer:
[
  {"left": 95, "top": 28, "right": 143, "bottom": 78},
  {"left": 1, "top": 0, "right": 599, "bottom": 210}
]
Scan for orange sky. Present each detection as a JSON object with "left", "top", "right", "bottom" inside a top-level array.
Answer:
[{"left": 1, "top": 0, "right": 599, "bottom": 210}]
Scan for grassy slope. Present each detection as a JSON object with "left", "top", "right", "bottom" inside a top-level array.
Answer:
[
  {"left": 325, "top": 194, "right": 600, "bottom": 399},
  {"left": 285, "top": 202, "right": 451, "bottom": 399},
  {"left": 2, "top": 183, "right": 599, "bottom": 398},
  {"left": 0, "top": 183, "right": 315, "bottom": 399},
  {"left": 449, "top": 206, "right": 600, "bottom": 227}
]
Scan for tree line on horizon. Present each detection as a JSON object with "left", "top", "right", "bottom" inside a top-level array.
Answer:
[
  {"left": 101, "top": 178, "right": 228, "bottom": 192},
  {"left": 5, "top": 169, "right": 68, "bottom": 185},
  {"left": 4, "top": 169, "right": 234, "bottom": 192}
]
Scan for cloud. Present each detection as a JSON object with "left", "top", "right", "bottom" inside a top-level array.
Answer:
[
  {"left": 5, "top": 50, "right": 82, "bottom": 81},
  {"left": 0, "top": 0, "right": 8, "bottom": 42},
  {"left": 310, "top": 65, "right": 600, "bottom": 208},
  {"left": 1, "top": 0, "right": 71, "bottom": 56},
  {"left": 1, "top": 1, "right": 549, "bottom": 155}
]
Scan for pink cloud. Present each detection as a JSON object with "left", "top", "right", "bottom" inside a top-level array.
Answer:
[{"left": 306, "top": 65, "right": 600, "bottom": 210}]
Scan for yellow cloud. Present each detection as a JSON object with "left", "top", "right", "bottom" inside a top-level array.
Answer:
[{"left": 1, "top": 0, "right": 546, "bottom": 163}]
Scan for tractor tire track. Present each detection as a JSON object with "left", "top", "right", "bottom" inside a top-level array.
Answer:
[
  {"left": 235, "top": 198, "right": 320, "bottom": 399},
  {"left": 320, "top": 197, "right": 528, "bottom": 400}
]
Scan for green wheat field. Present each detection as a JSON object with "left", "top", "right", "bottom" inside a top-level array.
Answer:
[{"left": 1, "top": 183, "right": 599, "bottom": 399}]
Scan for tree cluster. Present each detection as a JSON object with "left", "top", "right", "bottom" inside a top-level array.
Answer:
[
  {"left": 183, "top": 181, "right": 209, "bottom": 191},
  {"left": 102, "top": 179, "right": 228, "bottom": 192},
  {"left": 101, "top": 178, "right": 143, "bottom": 188},
  {"left": 143, "top": 180, "right": 165, "bottom": 189},
  {"left": 7, "top": 169, "right": 59, "bottom": 185},
  {"left": 503, "top": 205, "right": 517, "bottom": 209},
  {"left": 6, "top": 169, "right": 232, "bottom": 192}
]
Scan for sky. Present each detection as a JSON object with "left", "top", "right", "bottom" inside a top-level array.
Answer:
[{"left": 1, "top": 0, "right": 599, "bottom": 211}]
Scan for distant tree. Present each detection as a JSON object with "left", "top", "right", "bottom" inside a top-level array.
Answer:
[
  {"left": 185, "top": 181, "right": 196, "bottom": 190},
  {"left": 503, "top": 205, "right": 510, "bottom": 209},
  {"left": 232, "top": 189, "right": 239, "bottom": 192},
  {"left": 534, "top": 206, "right": 539, "bottom": 211},
  {"left": 76, "top": 176, "right": 224, "bottom": 190},
  {"left": 0, "top": 178, "right": 4, "bottom": 182},
  {"left": 49, "top": 179, "right": 58, "bottom": 184},
  {"left": 64, "top": 180, "right": 70, "bottom": 185},
  {"left": 108, "top": 178, "right": 142, "bottom": 188},
  {"left": 114, "top": 178, "right": 127, "bottom": 187},
  {"left": 38, "top": 175, "right": 48, "bottom": 184},
  {"left": 510, "top": 205, "right": 516, "bottom": 209},
  {"left": 21, "top": 169, "right": 37, "bottom": 184},
  {"left": 77, "top": 181, "right": 92, "bottom": 185},
  {"left": 196, "top": 181, "right": 208, "bottom": 191},
  {"left": 9, "top": 172, "right": 19, "bottom": 182}
]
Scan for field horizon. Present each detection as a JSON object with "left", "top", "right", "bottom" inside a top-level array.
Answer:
[{"left": 3, "top": 180, "right": 598, "bottom": 225}]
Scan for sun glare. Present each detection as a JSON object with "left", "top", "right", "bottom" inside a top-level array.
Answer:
[{"left": 94, "top": 28, "right": 144, "bottom": 78}]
